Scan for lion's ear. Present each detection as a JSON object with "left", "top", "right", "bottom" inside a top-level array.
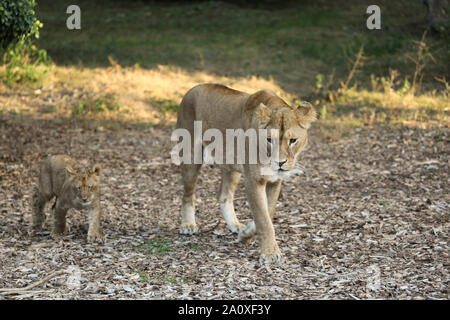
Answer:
[
  {"left": 295, "top": 101, "right": 316, "bottom": 129},
  {"left": 66, "top": 166, "right": 77, "bottom": 176},
  {"left": 254, "top": 103, "right": 272, "bottom": 127},
  {"left": 90, "top": 164, "right": 101, "bottom": 177}
]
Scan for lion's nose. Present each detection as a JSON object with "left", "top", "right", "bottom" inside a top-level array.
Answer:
[{"left": 276, "top": 160, "right": 287, "bottom": 168}]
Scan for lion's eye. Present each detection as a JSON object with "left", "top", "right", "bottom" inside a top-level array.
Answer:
[{"left": 289, "top": 138, "right": 297, "bottom": 145}]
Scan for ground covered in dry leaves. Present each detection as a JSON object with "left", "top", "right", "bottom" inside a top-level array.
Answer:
[{"left": 0, "top": 115, "right": 448, "bottom": 300}]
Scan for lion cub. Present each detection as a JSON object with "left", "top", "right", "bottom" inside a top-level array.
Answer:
[{"left": 32, "top": 155, "right": 104, "bottom": 242}]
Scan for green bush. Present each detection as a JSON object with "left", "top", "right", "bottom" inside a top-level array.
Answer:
[
  {"left": 2, "top": 38, "right": 50, "bottom": 86},
  {"left": 0, "top": 0, "right": 50, "bottom": 86},
  {"left": 0, "top": 0, "right": 42, "bottom": 49}
]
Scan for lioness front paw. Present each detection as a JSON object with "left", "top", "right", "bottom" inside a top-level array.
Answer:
[
  {"left": 259, "top": 247, "right": 284, "bottom": 265},
  {"left": 179, "top": 223, "right": 198, "bottom": 235},
  {"left": 87, "top": 232, "right": 105, "bottom": 243}
]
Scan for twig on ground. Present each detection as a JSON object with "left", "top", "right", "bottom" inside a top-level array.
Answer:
[
  {"left": 200, "top": 220, "right": 221, "bottom": 234},
  {"left": 0, "top": 270, "right": 68, "bottom": 296}
]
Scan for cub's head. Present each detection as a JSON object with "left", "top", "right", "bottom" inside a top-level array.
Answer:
[
  {"left": 254, "top": 101, "right": 316, "bottom": 180},
  {"left": 66, "top": 164, "right": 101, "bottom": 207}
]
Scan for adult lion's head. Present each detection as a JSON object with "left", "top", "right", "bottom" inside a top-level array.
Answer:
[{"left": 245, "top": 90, "right": 316, "bottom": 180}]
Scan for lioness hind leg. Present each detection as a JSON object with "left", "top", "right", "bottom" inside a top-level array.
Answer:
[
  {"left": 218, "top": 170, "right": 245, "bottom": 233},
  {"left": 179, "top": 164, "right": 202, "bottom": 235}
]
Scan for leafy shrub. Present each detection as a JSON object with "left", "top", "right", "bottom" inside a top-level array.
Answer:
[
  {"left": 72, "top": 95, "right": 121, "bottom": 117},
  {"left": 0, "top": 0, "right": 42, "bottom": 49},
  {"left": 0, "top": 0, "right": 50, "bottom": 86},
  {"left": 2, "top": 39, "right": 50, "bottom": 86}
]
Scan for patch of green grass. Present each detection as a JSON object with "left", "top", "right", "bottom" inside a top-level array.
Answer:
[
  {"left": 153, "top": 99, "right": 179, "bottom": 114},
  {"left": 1, "top": 39, "right": 51, "bottom": 87},
  {"left": 149, "top": 99, "right": 179, "bottom": 125},
  {"left": 25, "top": 0, "right": 448, "bottom": 135},
  {"left": 35, "top": 0, "right": 447, "bottom": 95},
  {"left": 138, "top": 239, "right": 173, "bottom": 255},
  {"left": 137, "top": 270, "right": 149, "bottom": 283},
  {"left": 72, "top": 95, "right": 120, "bottom": 117},
  {"left": 153, "top": 273, "right": 177, "bottom": 284},
  {"left": 182, "top": 242, "right": 200, "bottom": 250}
]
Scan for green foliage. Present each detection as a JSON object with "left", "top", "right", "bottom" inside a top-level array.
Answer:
[
  {"left": 0, "top": 0, "right": 50, "bottom": 86},
  {"left": 72, "top": 96, "right": 120, "bottom": 116},
  {"left": 2, "top": 38, "right": 50, "bottom": 86},
  {"left": 151, "top": 99, "right": 179, "bottom": 124},
  {"left": 157, "top": 100, "right": 179, "bottom": 114},
  {"left": 137, "top": 270, "right": 149, "bottom": 283},
  {"left": 315, "top": 74, "right": 323, "bottom": 92},
  {"left": 0, "top": 0, "right": 42, "bottom": 49},
  {"left": 138, "top": 239, "right": 173, "bottom": 255},
  {"left": 398, "top": 78, "right": 411, "bottom": 95}
]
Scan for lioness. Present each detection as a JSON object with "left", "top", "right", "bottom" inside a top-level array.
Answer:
[
  {"left": 176, "top": 84, "right": 316, "bottom": 263},
  {"left": 32, "top": 155, "right": 104, "bottom": 242}
]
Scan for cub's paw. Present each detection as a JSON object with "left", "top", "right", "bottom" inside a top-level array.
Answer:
[
  {"left": 259, "top": 248, "right": 284, "bottom": 265},
  {"left": 87, "top": 232, "right": 105, "bottom": 243},
  {"left": 238, "top": 221, "right": 255, "bottom": 245},
  {"left": 50, "top": 230, "right": 65, "bottom": 241},
  {"left": 179, "top": 223, "right": 198, "bottom": 235},
  {"left": 228, "top": 222, "right": 246, "bottom": 234}
]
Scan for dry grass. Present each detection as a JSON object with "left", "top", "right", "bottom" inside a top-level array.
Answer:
[
  {"left": 2, "top": 0, "right": 448, "bottom": 135},
  {"left": 0, "top": 63, "right": 294, "bottom": 126}
]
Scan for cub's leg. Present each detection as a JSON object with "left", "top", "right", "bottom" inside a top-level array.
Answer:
[
  {"left": 87, "top": 201, "right": 104, "bottom": 243},
  {"left": 51, "top": 199, "right": 68, "bottom": 239},
  {"left": 179, "top": 163, "right": 202, "bottom": 235},
  {"left": 244, "top": 175, "right": 282, "bottom": 264},
  {"left": 32, "top": 189, "right": 51, "bottom": 230},
  {"left": 32, "top": 163, "right": 53, "bottom": 230},
  {"left": 218, "top": 170, "right": 245, "bottom": 233}
]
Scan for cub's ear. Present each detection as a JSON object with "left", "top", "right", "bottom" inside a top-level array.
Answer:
[
  {"left": 90, "top": 164, "right": 102, "bottom": 177},
  {"left": 254, "top": 103, "right": 272, "bottom": 127},
  {"left": 295, "top": 101, "right": 316, "bottom": 129},
  {"left": 66, "top": 166, "right": 77, "bottom": 175}
]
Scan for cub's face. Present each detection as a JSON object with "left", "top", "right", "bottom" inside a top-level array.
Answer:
[
  {"left": 256, "top": 102, "right": 316, "bottom": 179},
  {"left": 67, "top": 165, "right": 101, "bottom": 207}
]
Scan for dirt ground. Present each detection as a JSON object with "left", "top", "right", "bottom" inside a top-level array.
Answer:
[{"left": 0, "top": 116, "right": 448, "bottom": 300}]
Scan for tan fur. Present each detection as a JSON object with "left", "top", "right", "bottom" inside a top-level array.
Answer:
[
  {"left": 176, "top": 84, "right": 316, "bottom": 264},
  {"left": 32, "top": 155, "right": 104, "bottom": 242}
]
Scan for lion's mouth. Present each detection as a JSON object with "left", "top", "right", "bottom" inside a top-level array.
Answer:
[{"left": 80, "top": 200, "right": 92, "bottom": 206}]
